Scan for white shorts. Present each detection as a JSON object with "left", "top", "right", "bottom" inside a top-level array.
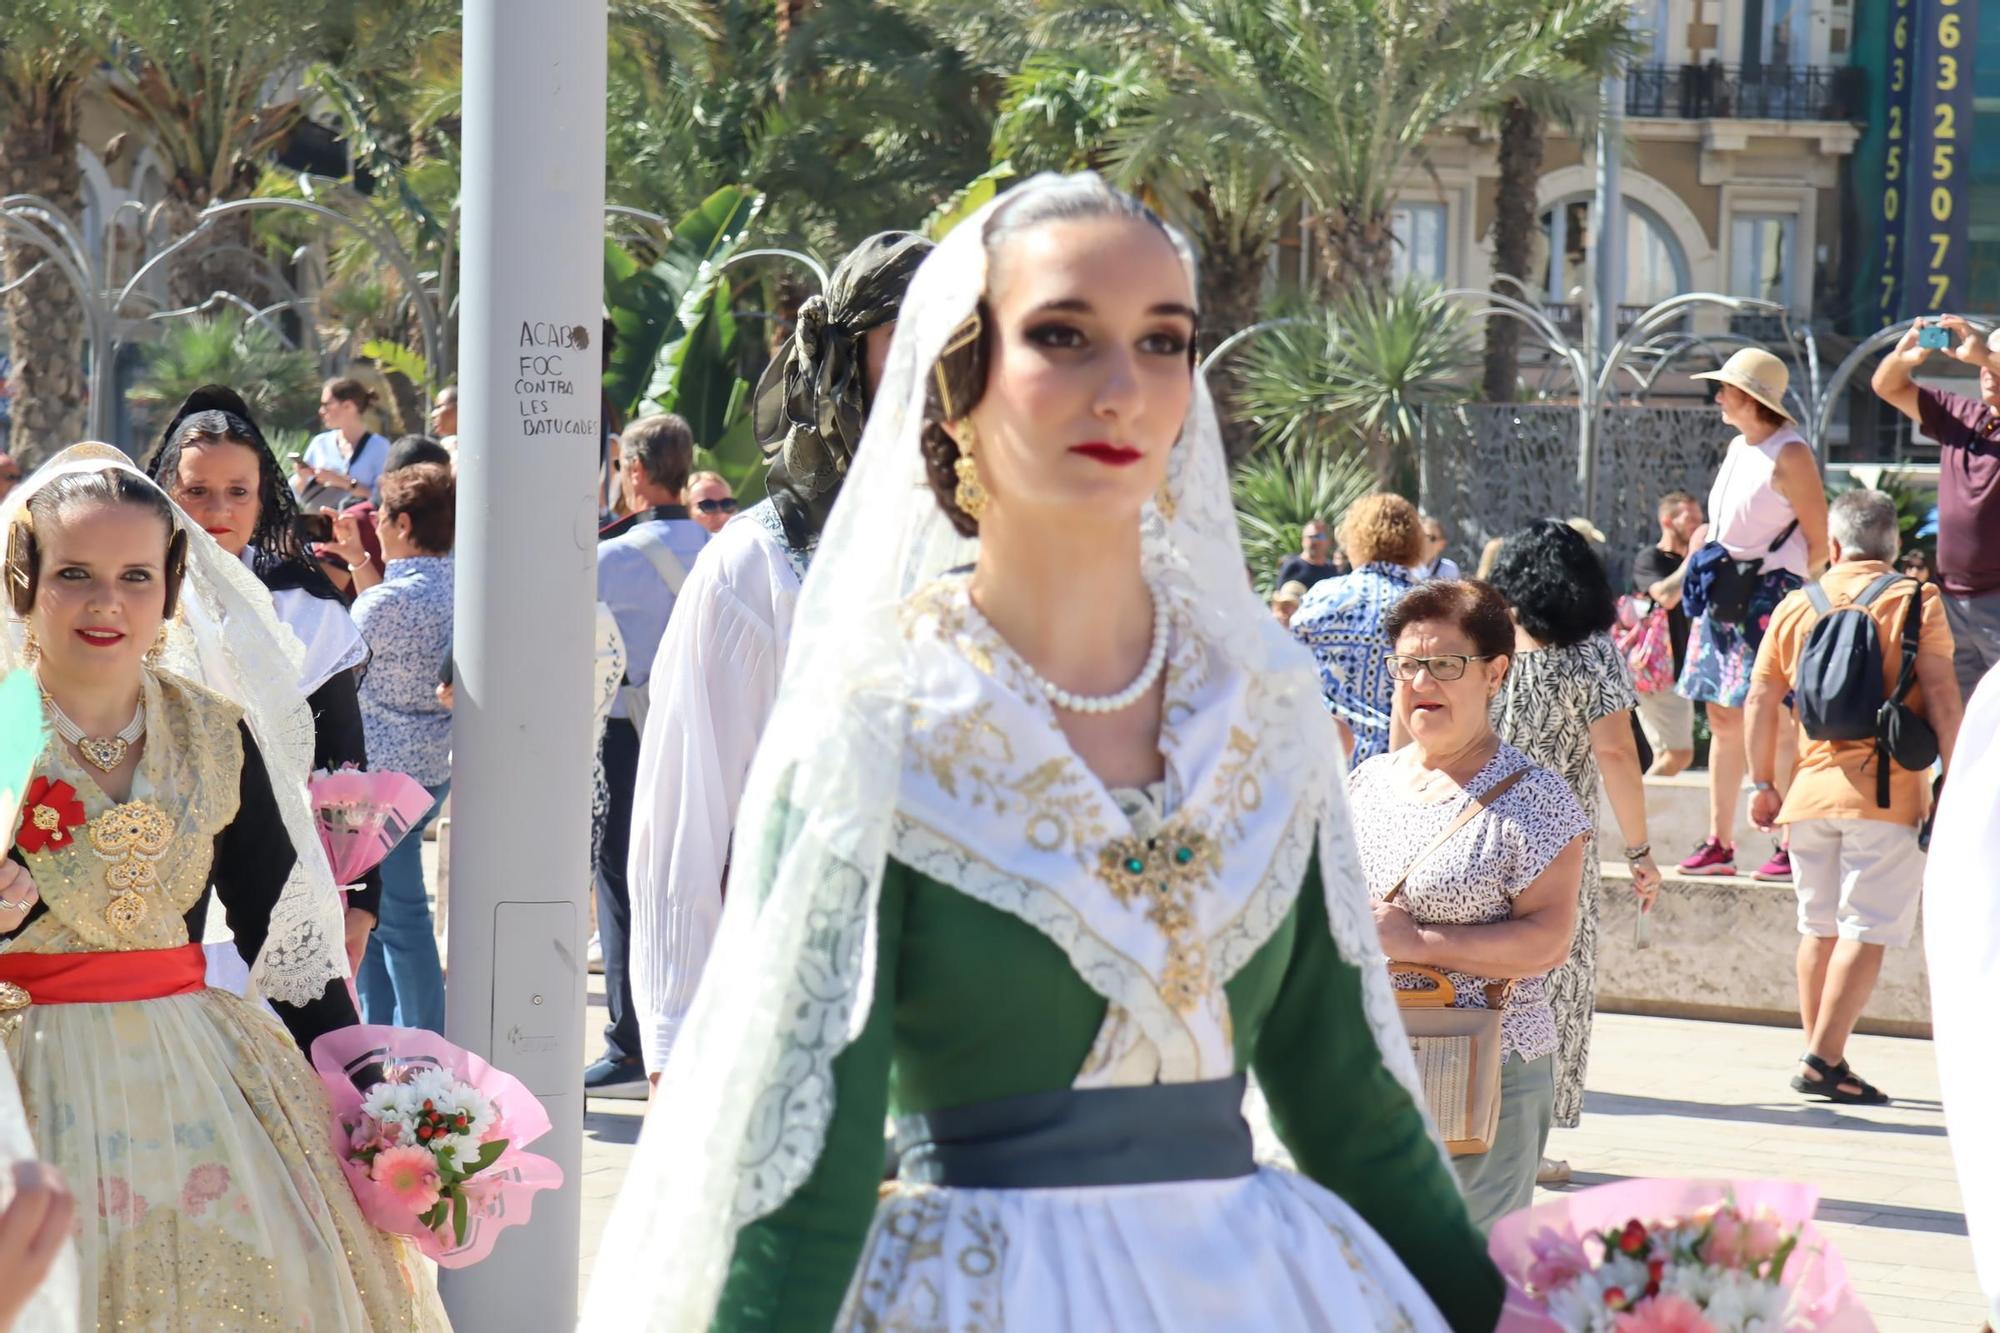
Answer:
[
  {"left": 1634, "top": 687, "right": 1694, "bottom": 753},
  {"left": 1787, "top": 817, "right": 1925, "bottom": 947}
]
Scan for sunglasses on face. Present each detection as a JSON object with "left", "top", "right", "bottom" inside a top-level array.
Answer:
[
  {"left": 695, "top": 497, "right": 738, "bottom": 515},
  {"left": 1383, "top": 653, "right": 1494, "bottom": 682}
]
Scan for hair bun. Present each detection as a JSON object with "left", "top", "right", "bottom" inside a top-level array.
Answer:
[{"left": 174, "top": 384, "right": 255, "bottom": 421}]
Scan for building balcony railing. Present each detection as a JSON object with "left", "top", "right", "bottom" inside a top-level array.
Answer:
[{"left": 1624, "top": 63, "right": 1862, "bottom": 122}]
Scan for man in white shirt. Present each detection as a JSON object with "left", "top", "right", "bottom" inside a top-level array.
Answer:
[
  {"left": 587, "top": 413, "right": 710, "bottom": 1098},
  {"left": 627, "top": 232, "right": 932, "bottom": 1084},
  {"left": 1415, "top": 511, "right": 1461, "bottom": 581}
]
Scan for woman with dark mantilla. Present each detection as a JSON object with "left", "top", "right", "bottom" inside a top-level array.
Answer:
[{"left": 145, "top": 385, "right": 381, "bottom": 987}]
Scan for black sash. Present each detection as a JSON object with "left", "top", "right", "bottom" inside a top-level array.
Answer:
[{"left": 894, "top": 1074, "right": 1256, "bottom": 1190}]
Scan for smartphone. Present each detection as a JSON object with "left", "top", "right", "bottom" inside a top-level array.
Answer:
[
  {"left": 1633, "top": 900, "right": 1652, "bottom": 950},
  {"left": 295, "top": 512, "right": 334, "bottom": 544},
  {"left": 1918, "top": 323, "right": 1953, "bottom": 350}
]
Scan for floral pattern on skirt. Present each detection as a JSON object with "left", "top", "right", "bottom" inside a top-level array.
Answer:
[
  {"left": 9, "top": 988, "right": 449, "bottom": 1331},
  {"left": 1676, "top": 569, "right": 1804, "bottom": 708}
]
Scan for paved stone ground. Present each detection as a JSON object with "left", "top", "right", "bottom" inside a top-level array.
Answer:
[{"left": 570, "top": 972, "right": 1983, "bottom": 1328}]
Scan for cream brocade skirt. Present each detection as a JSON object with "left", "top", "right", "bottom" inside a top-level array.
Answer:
[
  {"left": 8, "top": 987, "right": 449, "bottom": 1331},
  {"left": 841, "top": 1169, "right": 1450, "bottom": 1332}
]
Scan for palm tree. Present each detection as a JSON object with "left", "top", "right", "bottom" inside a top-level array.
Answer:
[
  {"left": 91, "top": 0, "right": 456, "bottom": 308},
  {"left": 1233, "top": 445, "right": 1377, "bottom": 595},
  {"left": 993, "top": 51, "right": 1297, "bottom": 358},
  {"left": 1237, "top": 283, "right": 1479, "bottom": 487},
  {"left": 1134, "top": 0, "right": 1639, "bottom": 295},
  {"left": 1481, "top": 12, "right": 1639, "bottom": 401},
  {"left": 0, "top": 0, "right": 94, "bottom": 463},
  {"left": 127, "top": 312, "right": 322, "bottom": 443}
]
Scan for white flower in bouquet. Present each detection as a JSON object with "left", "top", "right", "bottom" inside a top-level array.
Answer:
[
  {"left": 1691, "top": 1269, "right": 1788, "bottom": 1331},
  {"left": 406, "top": 1067, "right": 461, "bottom": 1110},
  {"left": 361, "top": 1081, "right": 403, "bottom": 1125},
  {"left": 1546, "top": 1281, "right": 1618, "bottom": 1333}
]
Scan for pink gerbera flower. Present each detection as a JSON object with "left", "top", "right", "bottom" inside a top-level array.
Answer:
[
  {"left": 1615, "top": 1294, "right": 1717, "bottom": 1333},
  {"left": 370, "top": 1145, "right": 444, "bottom": 1214}
]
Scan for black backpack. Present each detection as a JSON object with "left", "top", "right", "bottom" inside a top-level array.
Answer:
[{"left": 1795, "top": 572, "right": 1940, "bottom": 806}]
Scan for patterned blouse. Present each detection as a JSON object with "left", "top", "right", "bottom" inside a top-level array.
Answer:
[
  {"left": 1289, "top": 561, "right": 1419, "bottom": 764},
  {"left": 1346, "top": 745, "right": 1591, "bottom": 1063},
  {"left": 351, "top": 555, "right": 455, "bottom": 787}
]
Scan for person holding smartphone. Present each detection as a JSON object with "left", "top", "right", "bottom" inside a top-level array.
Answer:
[
  {"left": 1871, "top": 315, "right": 2000, "bottom": 706},
  {"left": 293, "top": 377, "right": 391, "bottom": 505}
]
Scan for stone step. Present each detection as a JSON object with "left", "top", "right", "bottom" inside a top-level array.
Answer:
[
  {"left": 1594, "top": 861, "right": 1930, "bottom": 1037},
  {"left": 1597, "top": 770, "right": 1780, "bottom": 868}
]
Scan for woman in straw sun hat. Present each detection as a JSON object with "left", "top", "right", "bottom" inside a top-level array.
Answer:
[{"left": 1650, "top": 347, "right": 1829, "bottom": 882}]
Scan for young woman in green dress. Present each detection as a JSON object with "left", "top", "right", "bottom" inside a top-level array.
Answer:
[{"left": 586, "top": 174, "right": 1504, "bottom": 1332}]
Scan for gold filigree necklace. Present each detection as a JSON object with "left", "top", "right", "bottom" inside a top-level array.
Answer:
[{"left": 41, "top": 686, "right": 145, "bottom": 773}]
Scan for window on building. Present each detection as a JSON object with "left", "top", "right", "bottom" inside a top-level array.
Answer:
[
  {"left": 1730, "top": 213, "right": 1796, "bottom": 307},
  {"left": 1389, "top": 202, "right": 1448, "bottom": 284},
  {"left": 1744, "top": 0, "right": 1810, "bottom": 65},
  {"left": 1536, "top": 198, "right": 1689, "bottom": 310},
  {"left": 1641, "top": 0, "right": 1672, "bottom": 60}
]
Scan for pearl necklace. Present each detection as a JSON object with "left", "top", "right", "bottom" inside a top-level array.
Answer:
[
  {"left": 1016, "top": 584, "right": 1171, "bottom": 715},
  {"left": 42, "top": 687, "right": 145, "bottom": 772}
]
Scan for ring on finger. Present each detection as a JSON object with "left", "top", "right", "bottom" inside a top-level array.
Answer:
[{"left": 0, "top": 897, "right": 31, "bottom": 913}]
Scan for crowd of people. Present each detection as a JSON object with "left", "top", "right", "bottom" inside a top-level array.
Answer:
[{"left": 2, "top": 168, "right": 1999, "bottom": 1330}]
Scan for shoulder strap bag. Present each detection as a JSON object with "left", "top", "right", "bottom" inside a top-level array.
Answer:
[{"left": 1382, "top": 765, "right": 1528, "bottom": 1156}]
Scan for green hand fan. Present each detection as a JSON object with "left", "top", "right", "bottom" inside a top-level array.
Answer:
[{"left": 0, "top": 670, "right": 46, "bottom": 857}]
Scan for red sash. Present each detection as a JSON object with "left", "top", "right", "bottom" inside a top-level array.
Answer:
[{"left": 0, "top": 942, "right": 208, "bottom": 1004}]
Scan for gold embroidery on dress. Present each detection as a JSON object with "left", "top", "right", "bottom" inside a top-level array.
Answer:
[
  {"left": 89, "top": 800, "right": 175, "bottom": 935},
  {"left": 846, "top": 1187, "right": 1006, "bottom": 1333},
  {"left": 1096, "top": 821, "right": 1220, "bottom": 1012},
  {"left": 6, "top": 672, "right": 243, "bottom": 956},
  {"left": 906, "top": 704, "right": 1110, "bottom": 859}
]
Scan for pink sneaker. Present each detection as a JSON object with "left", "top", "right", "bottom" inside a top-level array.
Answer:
[
  {"left": 1752, "top": 846, "right": 1793, "bottom": 882},
  {"left": 1678, "top": 838, "right": 1736, "bottom": 876}
]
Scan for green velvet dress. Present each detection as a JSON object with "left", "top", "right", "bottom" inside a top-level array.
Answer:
[
  {"left": 674, "top": 579, "right": 1506, "bottom": 1332},
  {"left": 711, "top": 852, "right": 1504, "bottom": 1332}
]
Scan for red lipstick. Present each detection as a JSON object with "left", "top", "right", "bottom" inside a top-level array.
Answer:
[
  {"left": 1069, "top": 442, "right": 1142, "bottom": 467},
  {"left": 75, "top": 627, "right": 126, "bottom": 648}
]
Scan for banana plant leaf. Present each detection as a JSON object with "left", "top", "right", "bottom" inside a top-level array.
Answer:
[
  {"left": 0, "top": 671, "right": 47, "bottom": 858},
  {"left": 644, "top": 278, "right": 745, "bottom": 448},
  {"left": 602, "top": 186, "right": 764, "bottom": 419}
]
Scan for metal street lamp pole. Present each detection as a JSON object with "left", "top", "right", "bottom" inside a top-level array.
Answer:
[
  {"left": 443, "top": 1, "right": 606, "bottom": 1326},
  {"left": 1586, "top": 71, "right": 1626, "bottom": 520}
]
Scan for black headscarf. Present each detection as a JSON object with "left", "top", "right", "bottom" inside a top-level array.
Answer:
[
  {"left": 144, "top": 384, "right": 343, "bottom": 600},
  {"left": 753, "top": 231, "right": 933, "bottom": 549}
]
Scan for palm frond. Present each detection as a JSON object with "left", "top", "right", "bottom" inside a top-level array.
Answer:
[{"left": 1232, "top": 446, "right": 1379, "bottom": 595}]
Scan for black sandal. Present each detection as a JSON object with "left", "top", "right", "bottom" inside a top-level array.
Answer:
[{"left": 1790, "top": 1052, "right": 1889, "bottom": 1105}]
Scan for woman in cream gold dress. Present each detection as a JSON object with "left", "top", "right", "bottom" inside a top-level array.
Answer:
[
  {"left": 0, "top": 445, "right": 447, "bottom": 1328},
  {"left": 586, "top": 174, "right": 1501, "bottom": 1332}
]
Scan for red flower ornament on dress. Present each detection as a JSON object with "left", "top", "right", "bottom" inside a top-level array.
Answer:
[{"left": 17, "top": 777, "right": 87, "bottom": 854}]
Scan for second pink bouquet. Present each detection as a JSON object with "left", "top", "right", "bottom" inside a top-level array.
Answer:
[{"left": 312, "top": 1025, "right": 563, "bottom": 1267}]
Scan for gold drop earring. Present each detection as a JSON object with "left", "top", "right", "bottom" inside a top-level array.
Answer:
[
  {"left": 144, "top": 625, "right": 168, "bottom": 669},
  {"left": 19, "top": 624, "right": 40, "bottom": 666},
  {"left": 953, "top": 423, "right": 989, "bottom": 521}
]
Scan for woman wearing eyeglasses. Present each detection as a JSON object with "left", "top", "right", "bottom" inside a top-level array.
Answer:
[{"left": 1346, "top": 578, "right": 1590, "bottom": 1229}]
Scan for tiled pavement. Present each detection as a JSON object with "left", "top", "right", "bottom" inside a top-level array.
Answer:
[{"left": 572, "top": 969, "right": 1984, "bottom": 1328}]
